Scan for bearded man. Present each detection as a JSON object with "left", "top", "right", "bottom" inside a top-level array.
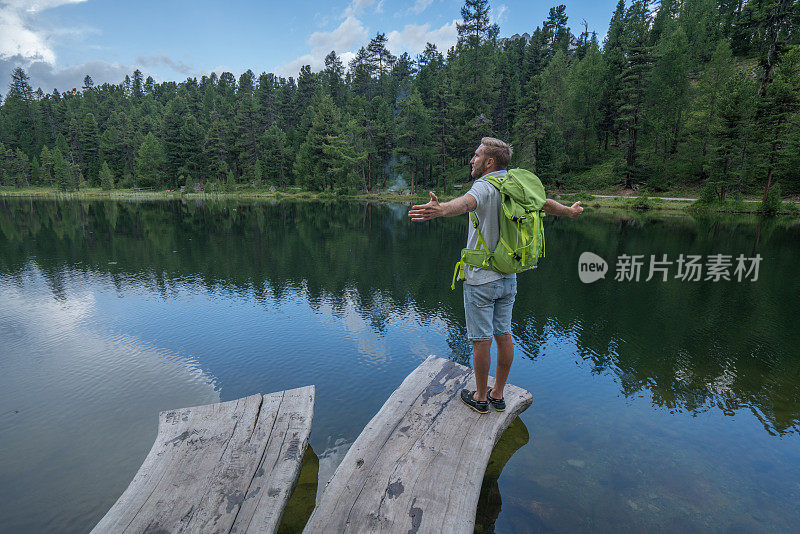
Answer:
[{"left": 408, "top": 137, "right": 583, "bottom": 414}]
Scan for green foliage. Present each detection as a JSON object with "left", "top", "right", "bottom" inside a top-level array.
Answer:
[
  {"left": 134, "top": 132, "right": 165, "bottom": 188},
  {"left": 253, "top": 159, "right": 263, "bottom": 188},
  {"left": 294, "top": 93, "right": 360, "bottom": 191},
  {"left": 99, "top": 161, "right": 114, "bottom": 190},
  {"left": 260, "top": 124, "right": 288, "bottom": 186},
  {"left": 697, "top": 179, "right": 720, "bottom": 204},
  {"left": 394, "top": 88, "right": 433, "bottom": 194},
  {"left": 630, "top": 195, "right": 653, "bottom": 210},
  {"left": 52, "top": 147, "right": 73, "bottom": 191},
  {"left": 760, "top": 183, "right": 783, "bottom": 215},
  {"left": 0, "top": 0, "right": 797, "bottom": 197}
]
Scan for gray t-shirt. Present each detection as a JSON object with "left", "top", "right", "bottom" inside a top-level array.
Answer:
[{"left": 464, "top": 170, "right": 516, "bottom": 286}]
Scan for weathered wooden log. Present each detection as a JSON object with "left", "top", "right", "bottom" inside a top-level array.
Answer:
[
  {"left": 92, "top": 385, "right": 314, "bottom": 534},
  {"left": 303, "top": 355, "right": 532, "bottom": 533}
]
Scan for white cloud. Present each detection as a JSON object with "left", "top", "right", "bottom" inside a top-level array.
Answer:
[
  {"left": 386, "top": 19, "right": 459, "bottom": 56},
  {"left": 0, "top": 0, "right": 89, "bottom": 64},
  {"left": 411, "top": 0, "right": 434, "bottom": 15},
  {"left": 137, "top": 55, "right": 195, "bottom": 76},
  {"left": 491, "top": 4, "right": 509, "bottom": 26},
  {"left": 277, "top": 15, "right": 368, "bottom": 77},
  {"left": 343, "top": 0, "right": 376, "bottom": 18},
  {"left": 5, "top": 0, "right": 87, "bottom": 13},
  {"left": 0, "top": 56, "right": 130, "bottom": 92},
  {"left": 0, "top": 7, "right": 56, "bottom": 63},
  {"left": 308, "top": 15, "right": 368, "bottom": 51},
  {"left": 276, "top": 1, "right": 456, "bottom": 78}
]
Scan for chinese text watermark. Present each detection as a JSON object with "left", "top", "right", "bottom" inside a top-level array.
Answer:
[{"left": 579, "top": 252, "right": 761, "bottom": 283}]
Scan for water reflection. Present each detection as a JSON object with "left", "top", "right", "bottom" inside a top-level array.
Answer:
[
  {"left": 0, "top": 267, "right": 219, "bottom": 534},
  {"left": 1, "top": 198, "right": 799, "bottom": 532},
  {"left": 2, "top": 199, "right": 795, "bottom": 435},
  {"left": 277, "top": 445, "right": 319, "bottom": 534},
  {"left": 475, "top": 417, "right": 530, "bottom": 533}
]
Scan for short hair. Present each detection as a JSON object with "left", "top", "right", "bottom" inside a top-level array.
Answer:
[{"left": 481, "top": 137, "right": 513, "bottom": 170}]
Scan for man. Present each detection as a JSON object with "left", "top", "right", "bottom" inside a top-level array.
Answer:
[{"left": 408, "top": 137, "right": 583, "bottom": 414}]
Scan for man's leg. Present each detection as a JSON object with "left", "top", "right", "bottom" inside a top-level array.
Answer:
[
  {"left": 491, "top": 334, "right": 514, "bottom": 399},
  {"left": 472, "top": 339, "right": 492, "bottom": 401},
  {"left": 490, "top": 277, "right": 517, "bottom": 399},
  {"left": 464, "top": 281, "right": 498, "bottom": 404}
]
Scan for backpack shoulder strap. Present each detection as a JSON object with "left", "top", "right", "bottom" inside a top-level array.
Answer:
[
  {"left": 482, "top": 173, "right": 506, "bottom": 190},
  {"left": 469, "top": 211, "right": 490, "bottom": 253}
]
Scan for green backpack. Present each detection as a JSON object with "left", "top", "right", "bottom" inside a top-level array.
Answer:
[{"left": 451, "top": 168, "right": 547, "bottom": 289}]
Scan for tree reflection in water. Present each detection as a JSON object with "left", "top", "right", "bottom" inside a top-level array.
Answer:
[{"left": 0, "top": 198, "right": 797, "bottom": 438}]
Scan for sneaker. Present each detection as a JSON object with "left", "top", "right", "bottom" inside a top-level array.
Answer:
[
  {"left": 487, "top": 387, "right": 506, "bottom": 411},
  {"left": 460, "top": 389, "right": 489, "bottom": 414}
]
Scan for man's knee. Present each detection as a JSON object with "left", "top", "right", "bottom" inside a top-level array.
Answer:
[
  {"left": 472, "top": 339, "right": 492, "bottom": 350},
  {"left": 494, "top": 333, "right": 513, "bottom": 346}
]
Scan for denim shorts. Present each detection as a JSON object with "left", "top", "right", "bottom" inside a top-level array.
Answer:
[{"left": 463, "top": 277, "right": 517, "bottom": 341}]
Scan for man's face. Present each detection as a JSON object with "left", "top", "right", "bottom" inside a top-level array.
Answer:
[{"left": 470, "top": 145, "right": 494, "bottom": 179}]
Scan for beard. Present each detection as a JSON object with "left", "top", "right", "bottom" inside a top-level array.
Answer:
[{"left": 470, "top": 161, "right": 486, "bottom": 179}]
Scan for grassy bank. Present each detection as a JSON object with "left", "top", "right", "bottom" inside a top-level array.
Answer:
[{"left": 1, "top": 186, "right": 798, "bottom": 217}]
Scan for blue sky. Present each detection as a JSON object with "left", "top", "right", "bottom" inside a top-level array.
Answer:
[{"left": 1, "top": 0, "right": 618, "bottom": 93}]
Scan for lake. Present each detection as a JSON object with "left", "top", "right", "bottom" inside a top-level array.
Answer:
[{"left": 0, "top": 198, "right": 798, "bottom": 533}]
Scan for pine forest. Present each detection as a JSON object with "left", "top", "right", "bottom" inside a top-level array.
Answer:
[{"left": 0, "top": 0, "right": 798, "bottom": 200}]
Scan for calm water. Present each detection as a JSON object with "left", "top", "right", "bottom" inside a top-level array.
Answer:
[{"left": 0, "top": 198, "right": 799, "bottom": 533}]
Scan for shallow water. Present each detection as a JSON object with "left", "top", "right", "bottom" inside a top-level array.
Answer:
[{"left": 0, "top": 198, "right": 798, "bottom": 532}]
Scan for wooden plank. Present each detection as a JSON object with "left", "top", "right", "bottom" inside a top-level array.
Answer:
[
  {"left": 303, "top": 355, "right": 532, "bottom": 533},
  {"left": 230, "top": 386, "right": 315, "bottom": 533},
  {"left": 92, "top": 386, "right": 314, "bottom": 534}
]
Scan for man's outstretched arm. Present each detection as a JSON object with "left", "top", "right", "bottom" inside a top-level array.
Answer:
[
  {"left": 543, "top": 198, "right": 583, "bottom": 218},
  {"left": 408, "top": 192, "right": 477, "bottom": 221}
]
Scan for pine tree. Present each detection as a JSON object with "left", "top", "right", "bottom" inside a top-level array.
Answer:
[
  {"left": 707, "top": 71, "right": 757, "bottom": 199},
  {"left": 99, "top": 161, "right": 115, "bottom": 190},
  {"left": 260, "top": 123, "right": 288, "bottom": 186},
  {"left": 370, "top": 96, "right": 395, "bottom": 189},
  {"left": 293, "top": 94, "right": 353, "bottom": 191},
  {"left": 235, "top": 89, "right": 260, "bottom": 177},
  {"left": 569, "top": 41, "right": 606, "bottom": 165},
  {"left": 367, "top": 33, "right": 397, "bottom": 77},
  {"left": 40, "top": 145, "right": 53, "bottom": 185},
  {"left": 52, "top": 147, "right": 72, "bottom": 191},
  {"left": 80, "top": 112, "right": 100, "bottom": 183},
  {"left": 598, "top": 0, "right": 627, "bottom": 151},
  {"left": 618, "top": 0, "right": 653, "bottom": 188},
  {"left": 134, "top": 132, "right": 165, "bottom": 188},
  {"left": 324, "top": 51, "right": 346, "bottom": 105},
  {"left": 456, "top": 0, "right": 499, "bottom": 107},
  {"left": 349, "top": 47, "right": 375, "bottom": 98},
  {"left": 543, "top": 5, "right": 571, "bottom": 57},
  {"left": 692, "top": 40, "right": 737, "bottom": 168},
  {"left": 253, "top": 158, "right": 263, "bottom": 187},
  {"left": 12, "top": 149, "right": 30, "bottom": 187},
  {"left": 163, "top": 97, "right": 188, "bottom": 184},
  {"left": 179, "top": 115, "right": 205, "bottom": 183},
  {"left": 395, "top": 89, "right": 433, "bottom": 195},
  {"left": 756, "top": 45, "right": 800, "bottom": 199},
  {"left": 537, "top": 51, "right": 572, "bottom": 184},
  {"left": 132, "top": 69, "right": 144, "bottom": 99},
  {"left": 30, "top": 156, "right": 40, "bottom": 185},
  {"left": 4, "top": 67, "right": 39, "bottom": 157},
  {"left": 204, "top": 120, "right": 229, "bottom": 182},
  {"left": 646, "top": 24, "right": 690, "bottom": 186}
]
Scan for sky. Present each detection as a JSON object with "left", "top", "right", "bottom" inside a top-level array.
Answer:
[{"left": 0, "top": 0, "right": 619, "bottom": 94}]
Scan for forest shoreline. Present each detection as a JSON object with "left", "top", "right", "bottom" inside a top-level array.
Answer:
[{"left": 1, "top": 186, "right": 798, "bottom": 217}]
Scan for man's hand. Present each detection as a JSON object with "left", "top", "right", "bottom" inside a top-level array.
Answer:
[
  {"left": 408, "top": 192, "right": 443, "bottom": 221},
  {"left": 543, "top": 198, "right": 584, "bottom": 218}
]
